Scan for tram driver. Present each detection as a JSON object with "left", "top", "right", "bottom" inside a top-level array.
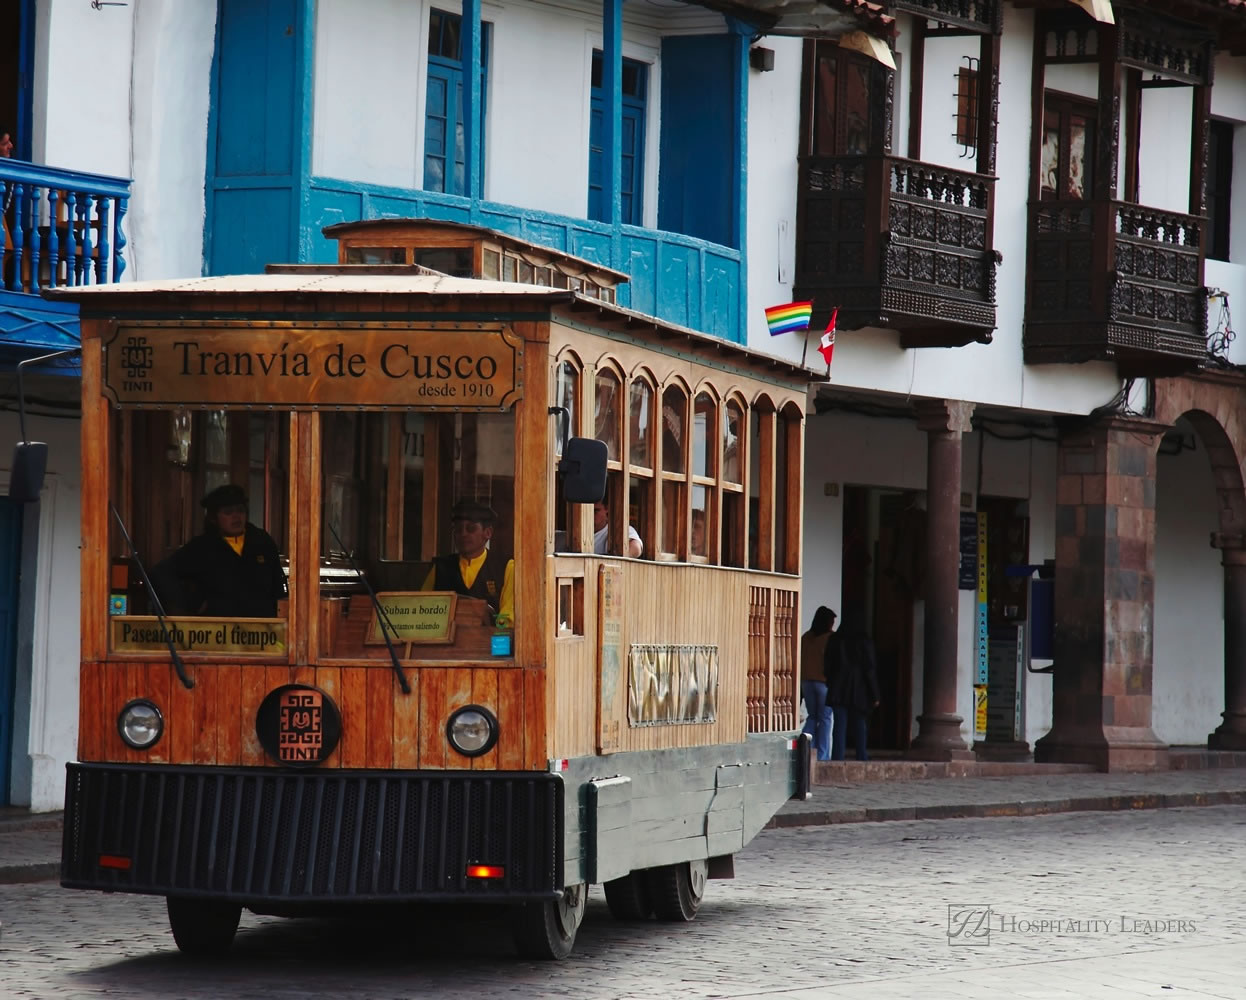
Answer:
[
  {"left": 150, "top": 484, "right": 287, "bottom": 618},
  {"left": 420, "top": 498, "right": 515, "bottom": 628}
]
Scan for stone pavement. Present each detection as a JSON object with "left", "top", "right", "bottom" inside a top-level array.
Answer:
[{"left": 5, "top": 762, "right": 1246, "bottom": 885}]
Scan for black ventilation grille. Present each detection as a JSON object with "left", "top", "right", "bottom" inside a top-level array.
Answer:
[{"left": 63, "top": 763, "right": 562, "bottom": 902}]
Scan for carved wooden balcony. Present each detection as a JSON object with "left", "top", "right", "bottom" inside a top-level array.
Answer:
[
  {"left": 1024, "top": 200, "right": 1206, "bottom": 374},
  {"left": 794, "top": 155, "right": 998, "bottom": 348}
]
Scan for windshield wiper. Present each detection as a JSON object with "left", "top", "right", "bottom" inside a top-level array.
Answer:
[
  {"left": 326, "top": 522, "right": 410, "bottom": 695},
  {"left": 110, "top": 503, "right": 194, "bottom": 690}
]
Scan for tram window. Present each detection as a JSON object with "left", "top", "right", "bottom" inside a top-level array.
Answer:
[
  {"left": 721, "top": 490, "right": 744, "bottom": 567},
  {"left": 628, "top": 380, "right": 652, "bottom": 469},
  {"left": 413, "top": 247, "right": 474, "bottom": 276},
  {"left": 691, "top": 485, "right": 714, "bottom": 558},
  {"left": 346, "top": 246, "right": 406, "bottom": 264},
  {"left": 594, "top": 370, "right": 621, "bottom": 463},
  {"left": 660, "top": 385, "right": 688, "bottom": 556},
  {"left": 721, "top": 399, "right": 745, "bottom": 567},
  {"left": 774, "top": 414, "right": 789, "bottom": 572},
  {"left": 109, "top": 409, "right": 291, "bottom": 630},
  {"left": 554, "top": 360, "right": 581, "bottom": 550},
  {"left": 723, "top": 401, "right": 743, "bottom": 486},
  {"left": 318, "top": 410, "right": 516, "bottom": 659},
  {"left": 628, "top": 379, "right": 655, "bottom": 557}
]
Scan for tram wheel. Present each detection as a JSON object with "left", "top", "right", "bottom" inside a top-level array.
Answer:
[
  {"left": 603, "top": 870, "right": 653, "bottom": 920},
  {"left": 647, "top": 859, "right": 707, "bottom": 922},
  {"left": 511, "top": 882, "right": 587, "bottom": 960},
  {"left": 166, "top": 896, "right": 242, "bottom": 957}
]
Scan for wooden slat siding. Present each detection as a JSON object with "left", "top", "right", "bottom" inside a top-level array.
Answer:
[
  {"left": 80, "top": 334, "right": 108, "bottom": 662},
  {"left": 496, "top": 668, "right": 525, "bottom": 770},
  {"left": 77, "top": 662, "right": 101, "bottom": 760},
  {"left": 146, "top": 661, "right": 171, "bottom": 764},
  {"left": 392, "top": 667, "right": 421, "bottom": 769},
  {"left": 524, "top": 662, "right": 547, "bottom": 770},
  {"left": 340, "top": 667, "right": 369, "bottom": 768},
  {"left": 315, "top": 665, "right": 343, "bottom": 769},
  {"left": 470, "top": 668, "right": 500, "bottom": 770},
  {"left": 418, "top": 669, "right": 448, "bottom": 770},
  {"left": 216, "top": 665, "right": 243, "bottom": 766},
  {"left": 366, "top": 666, "right": 394, "bottom": 769},
  {"left": 240, "top": 664, "right": 267, "bottom": 766},
  {"left": 747, "top": 586, "right": 770, "bottom": 733},
  {"left": 170, "top": 659, "right": 196, "bottom": 763},
  {"left": 191, "top": 663, "right": 216, "bottom": 765},
  {"left": 772, "top": 590, "right": 798, "bottom": 732},
  {"left": 549, "top": 571, "right": 595, "bottom": 759},
  {"left": 443, "top": 667, "right": 474, "bottom": 770},
  {"left": 113, "top": 664, "right": 139, "bottom": 764}
]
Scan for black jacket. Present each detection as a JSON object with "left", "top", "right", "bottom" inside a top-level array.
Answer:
[
  {"left": 153, "top": 523, "right": 286, "bottom": 618},
  {"left": 824, "top": 629, "right": 881, "bottom": 711},
  {"left": 430, "top": 549, "right": 509, "bottom": 615}
]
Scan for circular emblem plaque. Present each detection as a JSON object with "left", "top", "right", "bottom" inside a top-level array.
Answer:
[{"left": 255, "top": 685, "right": 342, "bottom": 767}]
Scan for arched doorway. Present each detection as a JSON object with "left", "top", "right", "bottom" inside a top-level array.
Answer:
[{"left": 1154, "top": 378, "right": 1246, "bottom": 750}]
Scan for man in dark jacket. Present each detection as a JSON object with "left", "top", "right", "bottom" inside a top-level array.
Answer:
[
  {"left": 153, "top": 484, "right": 286, "bottom": 618},
  {"left": 824, "top": 621, "right": 880, "bottom": 761},
  {"left": 421, "top": 499, "right": 514, "bottom": 627}
]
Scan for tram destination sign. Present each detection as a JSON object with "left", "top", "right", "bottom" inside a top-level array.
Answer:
[
  {"left": 101, "top": 323, "right": 524, "bottom": 409},
  {"left": 111, "top": 616, "right": 287, "bottom": 655}
]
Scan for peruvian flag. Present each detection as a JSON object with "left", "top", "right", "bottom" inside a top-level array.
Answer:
[{"left": 817, "top": 308, "right": 838, "bottom": 367}]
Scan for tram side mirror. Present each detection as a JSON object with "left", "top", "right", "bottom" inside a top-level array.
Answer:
[
  {"left": 558, "top": 437, "right": 607, "bottom": 504},
  {"left": 9, "top": 441, "right": 49, "bottom": 502}
]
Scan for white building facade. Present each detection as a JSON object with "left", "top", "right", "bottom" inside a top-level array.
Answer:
[{"left": 2, "top": 0, "right": 1244, "bottom": 809}]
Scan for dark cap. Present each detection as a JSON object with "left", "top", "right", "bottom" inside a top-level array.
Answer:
[
  {"left": 450, "top": 498, "right": 497, "bottom": 524},
  {"left": 202, "top": 483, "right": 248, "bottom": 512}
]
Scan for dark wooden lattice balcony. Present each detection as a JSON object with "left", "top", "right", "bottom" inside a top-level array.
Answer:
[
  {"left": 1023, "top": 200, "right": 1206, "bottom": 373},
  {"left": 794, "top": 155, "right": 998, "bottom": 348}
]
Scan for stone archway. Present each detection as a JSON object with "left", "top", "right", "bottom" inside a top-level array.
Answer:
[{"left": 1154, "top": 373, "right": 1246, "bottom": 749}]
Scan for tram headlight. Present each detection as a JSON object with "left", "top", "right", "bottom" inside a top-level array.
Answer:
[
  {"left": 117, "top": 699, "right": 164, "bottom": 750},
  {"left": 446, "top": 705, "right": 498, "bottom": 757}
]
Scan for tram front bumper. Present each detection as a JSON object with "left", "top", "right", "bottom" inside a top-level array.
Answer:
[{"left": 62, "top": 763, "right": 563, "bottom": 904}]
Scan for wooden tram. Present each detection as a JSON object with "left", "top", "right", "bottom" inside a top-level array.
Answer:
[{"left": 41, "top": 222, "right": 817, "bottom": 960}]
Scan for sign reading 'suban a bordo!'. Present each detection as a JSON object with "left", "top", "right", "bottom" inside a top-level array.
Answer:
[{"left": 102, "top": 323, "right": 524, "bottom": 409}]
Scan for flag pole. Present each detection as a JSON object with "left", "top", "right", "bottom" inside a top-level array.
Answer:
[{"left": 800, "top": 325, "right": 811, "bottom": 368}]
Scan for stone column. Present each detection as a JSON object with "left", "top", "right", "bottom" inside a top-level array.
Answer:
[
  {"left": 1209, "top": 534, "right": 1246, "bottom": 750},
  {"left": 909, "top": 399, "right": 975, "bottom": 760},
  {"left": 1035, "top": 416, "right": 1169, "bottom": 771}
]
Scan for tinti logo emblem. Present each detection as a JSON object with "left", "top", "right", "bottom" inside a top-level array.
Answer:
[
  {"left": 278, "top": 690, "right": 323, "bottom": 763},
  {"left": 948, "top": 904, "right": 992, "bottom": 946},
  {"left": 120, "top": 336, "right": 153, "bottom": 380}
]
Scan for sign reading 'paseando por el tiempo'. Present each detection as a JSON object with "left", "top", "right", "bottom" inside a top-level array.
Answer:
[{"left": 101, "top": 323, "right": 524, "bottom": 409}]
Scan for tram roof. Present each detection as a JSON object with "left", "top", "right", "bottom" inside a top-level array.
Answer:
[{"left": 48, "top": 272, "right": 825, "bottom": 385}]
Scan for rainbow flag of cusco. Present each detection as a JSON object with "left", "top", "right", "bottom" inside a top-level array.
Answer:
[{"left": 764, "top": 300, "right": 813, "bottom": 336}]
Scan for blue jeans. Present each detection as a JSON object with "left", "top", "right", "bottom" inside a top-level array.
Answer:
[
  {"left": 830, "top": 705, "right": 870, "bottom": 761},
  {"left": 801, "top": 681, "right": 832, "bottom": 761}
]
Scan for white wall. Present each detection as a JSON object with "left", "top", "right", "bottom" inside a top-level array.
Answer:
[
  {"left": 312, "top": 0, "right": 682, "bottom": 220},
  {"left": 128, "top": 0, "right": 217, "bottom": 280},
  {"left": 744, "top": 6, "right": 1127, "bottom": 419},
  {"left": 1153, "top": 424, "right": 1224, "bottom": 745},
  {"left": 0, "top": 403, "right": 82, "bottom": 812}
]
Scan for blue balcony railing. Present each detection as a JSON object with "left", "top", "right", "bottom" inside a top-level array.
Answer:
[
  {"left": 0, "top": 159, "right": 131, "bottom": 294},
  {"left": 304, "top": 177, "right": 744, "bottom": 343}
]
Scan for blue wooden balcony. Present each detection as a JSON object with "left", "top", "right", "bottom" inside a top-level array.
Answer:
[
  {"left": 305, "top": 178, "right": 744, "bottom": 343},
  {"left": 0, "top": 159, "right": 131, "bottom": 366}
]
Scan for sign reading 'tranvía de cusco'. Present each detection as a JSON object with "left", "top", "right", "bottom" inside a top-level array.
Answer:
[{"left": 102, "top": 323, "right": 524, "bottom": 409}]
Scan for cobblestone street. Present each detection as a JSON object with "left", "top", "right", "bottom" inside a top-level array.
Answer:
[{"left": 3, "top": 805, "right": 1244, "bottom": 999}]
